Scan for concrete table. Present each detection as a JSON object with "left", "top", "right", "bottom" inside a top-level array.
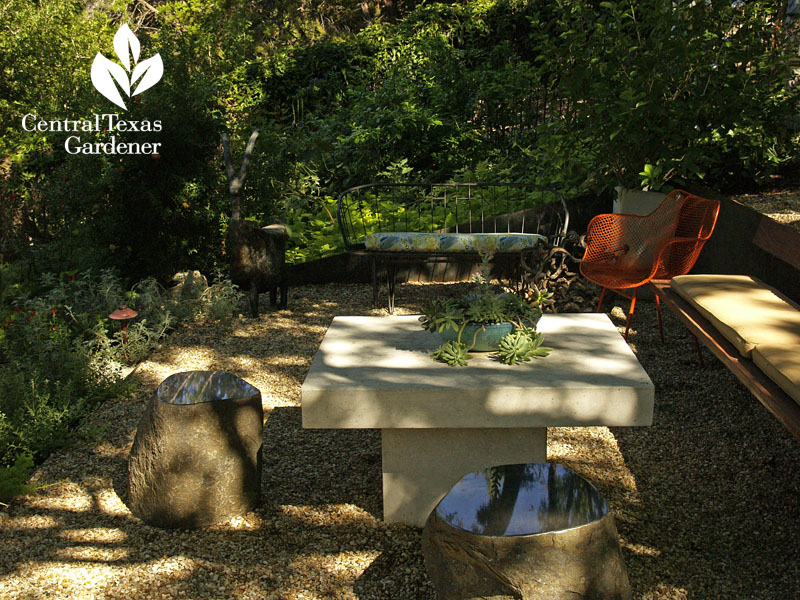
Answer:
[{"left": 301, "top": 313, "right": 654, "bottom": 527}]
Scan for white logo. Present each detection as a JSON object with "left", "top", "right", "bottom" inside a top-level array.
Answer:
[{"left": 91, "top": 24, "right": 163, "bottom": 110}]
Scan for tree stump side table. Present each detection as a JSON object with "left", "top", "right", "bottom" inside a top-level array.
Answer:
[
  {"left": 127, "top": 371, "right": 263, "bottom": 529},
  {"left": 422, "top": 463, "right": 632, "bottom": 600}
]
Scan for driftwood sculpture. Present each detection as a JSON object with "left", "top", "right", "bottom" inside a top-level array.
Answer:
[
  {"left": 223, "top": 130, "right": 288, "bottom": 316},
  {"left": 520, "top": 232, "right": 599, "bottom": 313}
]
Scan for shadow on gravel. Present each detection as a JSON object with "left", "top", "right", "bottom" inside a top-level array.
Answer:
[
  {"left": 261, "top": 406, "right": 384, "bottom": 518},
  {"left": 608, "top": 299, "right": 800, "bottom": 598},
  {"left": 354, "top": 537, "right": 436, "bottom": 600}
]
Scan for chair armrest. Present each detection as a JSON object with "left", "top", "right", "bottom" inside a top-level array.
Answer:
[{"left": 651, "top": 236, "right": 711, "bottom": 279}]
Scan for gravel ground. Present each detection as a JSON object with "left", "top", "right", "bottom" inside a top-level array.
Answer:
[
  {"left": 732, "top": 180, "right": 800, "bottom": 232},
  {"left": 1, "top": 279, "right": 799, "bottom": 600}
]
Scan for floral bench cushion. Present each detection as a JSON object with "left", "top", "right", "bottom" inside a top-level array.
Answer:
[{"left": 364, "top": 232, "right": 545, "bottom": 253}]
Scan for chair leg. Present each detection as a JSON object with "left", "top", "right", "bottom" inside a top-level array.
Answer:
[
  {"left": 596, "top": 287, "right": 608, "bottom": 313},
  {"left": 655, "top": 293, "right": 665, "bottom": 343},
  {"left": 371, "top": 257, "right": 379, "bottom": 307},
  {"left": 387, "top": 262, "right": 397, "bottom": 314},
  {"left": 691, "top": 333, "right": 705, "bottom": 366},
  {"left": 623, "top": 287, "right": 638, "bottom": 341}
]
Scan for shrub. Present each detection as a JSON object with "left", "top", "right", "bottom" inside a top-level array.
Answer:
[
  {"left": 0, "top": 267, "right": 243, "bottom": 491},
  {"left": 0, "top": 453, "right": 37, "bottom": 504},
  {"left": 2, "top": 0, "right": 797, "bottom": 271},
  {"left": 0, "top": 319, "right": 126, "bottom": 468}
]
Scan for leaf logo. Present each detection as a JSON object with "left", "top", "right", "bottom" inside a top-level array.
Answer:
[{"left": 91, "top": 24, "right": 163, "bottom": 110}]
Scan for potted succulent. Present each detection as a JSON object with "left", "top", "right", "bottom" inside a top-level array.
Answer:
[
  {"left": 613, "top": 163, "right": 674, "bottom": 215},
  {"left": 418, "top": 252, "right": 553, "bottom": 367}
]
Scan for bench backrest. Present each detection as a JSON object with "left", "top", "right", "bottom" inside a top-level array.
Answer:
[
  {"left": 337, "top": 182, "right": 569, "bottom": 251},
  {"left": 752, "top": 216, "right": 800, "bottom": 272}
]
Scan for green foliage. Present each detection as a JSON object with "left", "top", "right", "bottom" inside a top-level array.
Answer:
[
  {"left": 464, "top": 292, "right": 507, "bottom": 325},
  {"left": 201, "top": 273, "right": 246, "bottom": 321},
  {"left": 639, "top": 163, "right": 672, "bottom": 193},
  {"left": 420, "top": 253, "right": 545, "bottom": 334},
  {"left": 0, "top": 320, "right": 126, "bottom": 469},
  {"left": 0, "top": 453, "right": 37, "bottom": 504},
  {"left": 2, "top": 0, "right": 798, "bottom": 271},
  {"left": 553, "top": 0, "right": 797, "bottom": 189},
  {"left": 0, "top": 266, "right": 242, "bottom": 501},
  {"left": 432, "top": 340, "right": 472, "bottom": 367},
  {"left": 495, "top": 327, "right": 552, "bottom": 365},
  {"left": 422, "top": 251, "right": 549, "bottom": 366},
  {"left": 1, "top": 0, "right": 225, "bottom": 279},
  {"left": 419, "top": 298, "right": 464, "bottom": 334}
]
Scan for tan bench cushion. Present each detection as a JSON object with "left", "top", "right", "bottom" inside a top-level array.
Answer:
[
  {"left": 671, "top": 274, "right": 800, "bottom": 357},
  {"left": 752, "top": 345, "right": 800, "bottom": 406}
]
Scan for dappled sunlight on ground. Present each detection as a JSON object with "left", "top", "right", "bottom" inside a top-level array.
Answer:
[{"left": 2, "top": 283, "right": 799, "bottom": 599}]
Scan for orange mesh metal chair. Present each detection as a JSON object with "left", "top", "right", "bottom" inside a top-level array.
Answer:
[{"left": 580, "top": 189, "right": 721, "bottom": 340}]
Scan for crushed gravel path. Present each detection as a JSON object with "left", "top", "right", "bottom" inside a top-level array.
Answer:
[
  {"left": 732, "top": 182, "right": 800, "bottom": 232},
  {"left": 1, "top": 282, "right": 799, "bottom": 600}
]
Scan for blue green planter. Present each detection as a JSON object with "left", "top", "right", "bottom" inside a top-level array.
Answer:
[{"left": 439, "top": 322, "right": 514, "bottom": 352}]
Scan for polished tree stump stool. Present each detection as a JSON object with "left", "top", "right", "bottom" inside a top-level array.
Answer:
[
  {"left": 128, "top": 371, "right": 263, "bottom": 529},
  {"left": 422, "top": 463, "right": 631, "bottom": 600}
]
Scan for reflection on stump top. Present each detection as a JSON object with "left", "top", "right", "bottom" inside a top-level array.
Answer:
[
  {"left": 156, "top": 371, "right": 260, "bottom": 405},
  {"left": 435, "top": 463, "right": 608, "bottom": 537}
]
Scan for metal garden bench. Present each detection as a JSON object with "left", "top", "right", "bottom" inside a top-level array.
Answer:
[{"left": 336, "top": 182, "right": 569, "bottom": 312}]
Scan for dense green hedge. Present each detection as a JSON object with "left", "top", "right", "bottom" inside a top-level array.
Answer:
[{"left": 1, "top": 0, "right": 797, "bottom": 271}]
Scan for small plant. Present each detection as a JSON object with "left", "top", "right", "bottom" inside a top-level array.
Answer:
[
  {"left": 419, "top": 251, "right": 552, "bottom": 367},
  {"left": 200, "top": 273, "right": 245, "bottom": 321},
  {"left": 496, "top": 326, "right": 552, "bottom": 365},
  {"left": 432, "top": 340, "right": 472, "bottom": 367},
  {"left": 0, "top": 453, "right": 37, "bottom": 504}
]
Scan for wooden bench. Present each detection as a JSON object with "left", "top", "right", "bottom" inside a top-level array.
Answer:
[
  {"left": 650, "top": 215, "right": 800, "bottom": 440},
  {"left": 337, "top": 182, "right": 569, "bottom": 312}
]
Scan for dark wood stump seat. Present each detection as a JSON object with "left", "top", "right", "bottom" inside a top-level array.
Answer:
[
  {"left": 422, "top": 463, "right": 631, "bottom": 600},
  {"left": 127, "top": 371, "right": 263, "bottom": 529}
]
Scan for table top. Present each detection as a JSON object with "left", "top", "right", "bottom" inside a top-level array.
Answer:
[{"left": 301, "top": 313, "right": 654, "bottom": 429}]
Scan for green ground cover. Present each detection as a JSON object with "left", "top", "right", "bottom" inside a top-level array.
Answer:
[{"left": 0, "top": 266, "right": 242, "bottom": 502}]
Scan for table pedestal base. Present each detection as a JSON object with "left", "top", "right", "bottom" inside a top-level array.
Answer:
[{"left": 381, "top": 427, "right": 547, "bottom": 527}]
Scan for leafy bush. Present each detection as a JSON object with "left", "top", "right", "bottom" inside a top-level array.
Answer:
[
  {"left": 202, "top": 275, "right": 245, "bottom": 321},
  {"left": 1, "top": 0, "right": 226, "bottom": 280},
  {"left": 0, "top": 313, "right": 126, "bottom": 468},
  {"left": 0, "top": 266, "right": 243, "bottom": 499},
  {"left": 0, "top": 454, "right": 37, "bottom": 504},
  {"left": 2, "top": 0, "right": 797, "bottom": 270}
]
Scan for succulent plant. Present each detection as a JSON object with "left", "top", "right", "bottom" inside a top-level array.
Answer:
[
  {"left": 495, "top": 328, "right": 552, "bottom": 365},
  {"left": 419, "top": 298, "right": 464, "bottom": 333},
  {"left": 420, "top": 251, "right": 553, "bottom": 367},
  {"left": 432, "top": 340, "right": 472, "bottom": 367}
]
